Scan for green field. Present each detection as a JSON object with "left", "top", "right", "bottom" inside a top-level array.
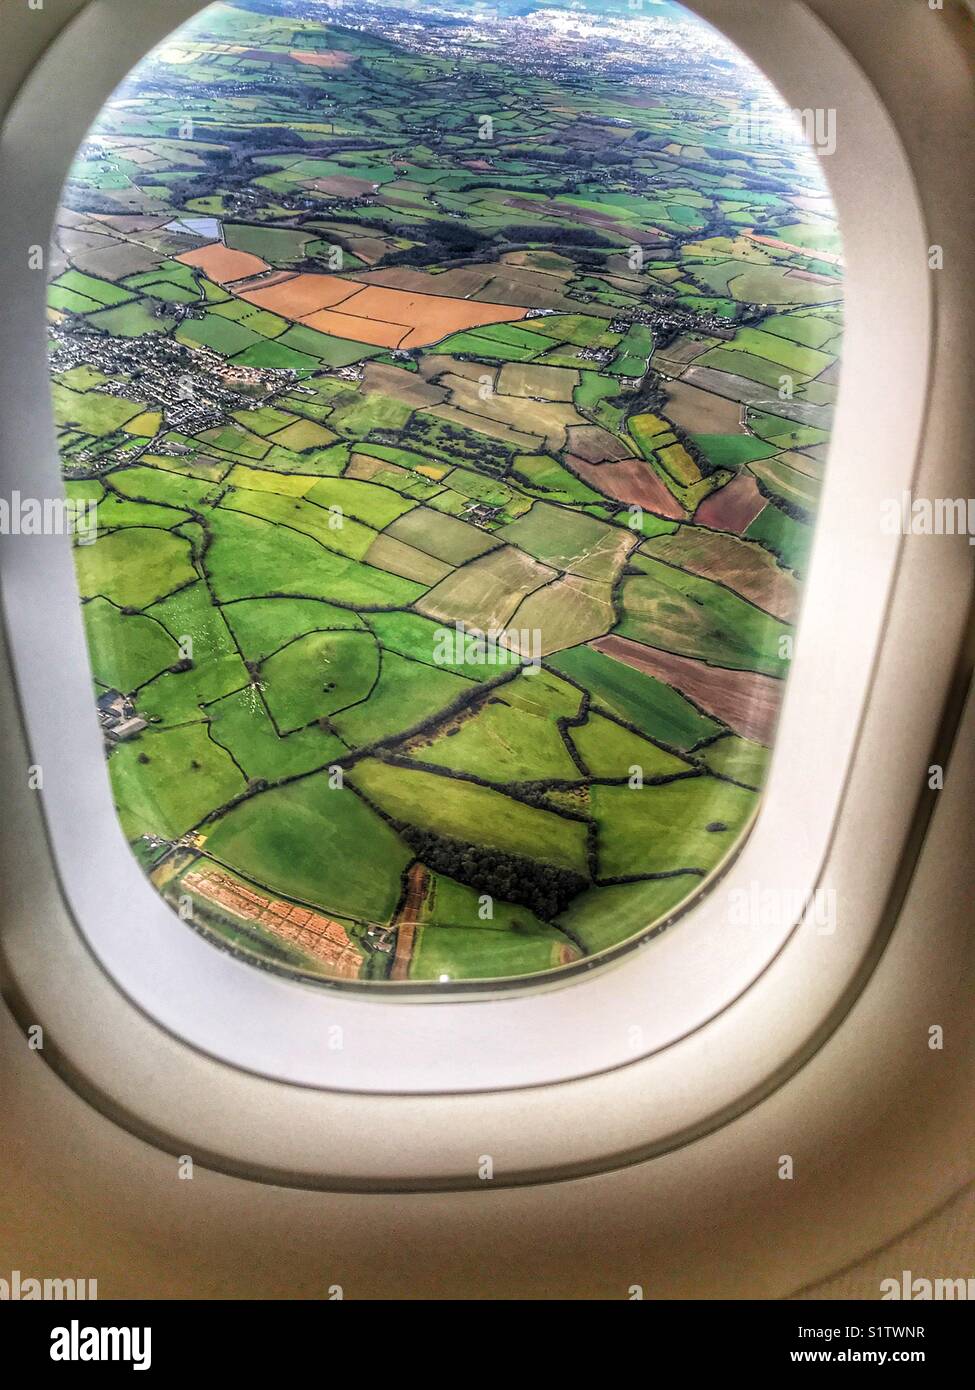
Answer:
[
  {"left": 411, "top": 920, "right": 577, "bottom": 981},
  {"left": 569, "top": 711, "right": 690, "bottom": 781},
  {"left": 205, "top": 775, "right": 412, "bottom": 924},
  {"left": 497, "top": 500, "right": 634, "bottom": 581},
  {"left": 547, "top": 645, "right": 721, "bottom": 750},
  {"left": 53, "top": 383, "right": 146, "bottom": 438},
  {"left": 222, "top": 595, "right": 364, "bottom": 662},
  {"left": 262, "top": 629, "right": 380, "bottom": 733},
  {"left": 349, "top": 758, "right": 590, "bottom": 875},
  {"left": 617, "top": 559, "right": 791, "bottom": 678},
  {"left": 75, "top": 529, "right": 196, "bottom": 609},
  {"left": 109, "top": 723, "right": 246, "bottom": 841},
  {"left": 592, "top": 777, "right": 756, "bottom": 878},
  {"left": 554, "top": 873, "right": 703, "bottom": 954},
  {"left": 83, "top": 597, "right": 177, "bottom": 692},
  {"left": 331, "top": 651, "right": 476, "bottom": 746},
  {"left": 205, "top": 509, "right": 424, "bottom": 606},
  {"left": 384, "top": 505, "right": 498, "bottom": 565},
  {"left": 412, "top": 669, "right": 582, "bottom": 783},
  {"left": 207, "top": 688, "right": 344, "bottom": 781}
]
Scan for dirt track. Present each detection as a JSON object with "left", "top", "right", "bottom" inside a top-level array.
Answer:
[{"left": 390, "top": 863, "right": 430, "bottom": 982}]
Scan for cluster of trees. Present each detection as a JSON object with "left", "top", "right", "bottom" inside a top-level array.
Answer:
[
  {"left": 499, "top": 223, "right": 616, "bottom": 250},
  {"left": 397, "top": 826, "right": 588, "bottom": 921},
  {"left": 381, "top": 220, "right": 495, "bottom": 268},
  {"left": 754, "top": 480, "right": 813, "bottom": 527},
  {"left": 404, "top": 416, "right": 510, "bottom": 475},
  {"left": 209, "top": 125, "right": 307, "bottom": 151},
  {"left": 509, "top": 780, "right": 589, "bottom": 813},
  {"left": 735, "top": 303, "right": 773, "bottom": 328}
]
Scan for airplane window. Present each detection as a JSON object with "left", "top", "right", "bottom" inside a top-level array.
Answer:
[{"left": 47, "top": 0, "right": 842, "bottom": 989}]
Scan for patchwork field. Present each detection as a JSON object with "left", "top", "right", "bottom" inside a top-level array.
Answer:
[
  {"left": 50, "top": 0, "right": 839, "bottom": 985},
  {"left": 232, "top": 270, "right": 531, "bottom": 348}
]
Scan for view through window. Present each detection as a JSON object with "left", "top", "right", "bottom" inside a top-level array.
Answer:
[{"left": 47, "top": 0, "right": 842, "bottom": 986}]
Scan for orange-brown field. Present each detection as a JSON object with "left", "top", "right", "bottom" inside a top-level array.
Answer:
[
  {"left": 173, "top": 247, "right": 534, "bottom": 348},
  {"left": 300, "top": 307, "right": 405, "bottom": 349},
  {"left": 239, "top": 273, "right": 528, "bottom": 348},
  {"left": 175, "top": 242, "right": 269, "bottom": 283},
  {"left": 240, "top": 273, "right": 359, "bottom": 317},
  {"left": 334, "top": 284, "right": 529, "bottom": 349},
  {"left": 288, "top": 48, "right": 355, "bottom": 69}
]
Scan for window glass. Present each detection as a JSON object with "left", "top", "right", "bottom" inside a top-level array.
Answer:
[{"left": 47, "top": 0, "right": 842, "bottom": 986}]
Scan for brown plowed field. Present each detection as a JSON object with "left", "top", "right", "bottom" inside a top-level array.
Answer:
[
  {"left": 303, "top": 174, "right": 378, "bottom": 197},
  {"left": 660, "top": 377, "right": 743, "bottom": 433},
  {"left": 503, "top": 195, "right": 665, "bottom": 244},
  {"left": 566, "top": 424, "right": 632, "bottom": 464},
  {"left": 288, "top": 48, "right": 355, "bottom": 69},
  {"left": 744, "top": 231, "right": 844, "bottom": 267},
  {"left": 176, "top": 242, "right": 270, "bottom": 283},
  {"left": 360, "top": 360, "right": 448, "bottom": 406},
  {"left": 591, "top": 635, "right": 783, "bottom": 746},
  {"left": 694, "top": 474, "right": 767, "bottom": 533},
  {"left": 238, "top": 272, "right": 528, "bottom": 348},
  {"left": 390, "top": 863, "right": 430, "bottom": 981},
  {"left": 565, "top": 454, "right": 686, "bottom": 519},
  {"left": 788, "top": 268, "right": 837, "bottom": 285},
  {"left": 641, "top": 529, "right": 799, "bottom": 622},
  {"left": 240, "top": 272, "right": 358, "bottom": 317},
  {"left": 231, "top": 268, "right": 295, "bottom": 295},
  {"left": 353, "top": 265, "right": 496, "bottom": 297}
]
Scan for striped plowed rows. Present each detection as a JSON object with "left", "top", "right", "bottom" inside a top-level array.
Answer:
[
  {"left": 693, "top": 473, "right": 767, "bottom": 534},
  {"left": 591, "top": 634, "right": 784, "bottom": 746}
]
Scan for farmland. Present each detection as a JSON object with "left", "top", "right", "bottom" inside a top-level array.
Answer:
[{"left": 49, "top": 0, "right": 840, "bottom": 984}]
